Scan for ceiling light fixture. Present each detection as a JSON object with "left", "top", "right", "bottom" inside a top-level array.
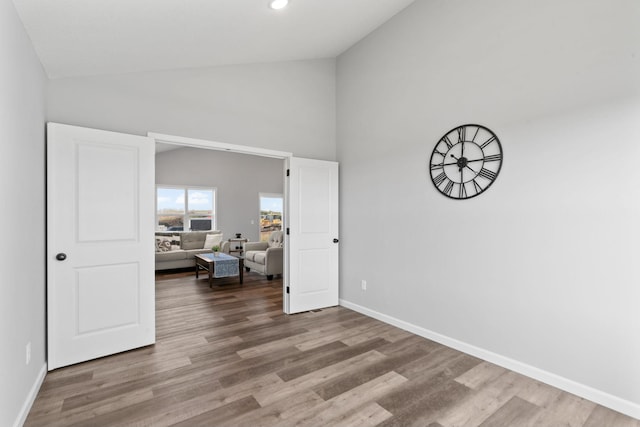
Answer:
[{"left": 269, "top": 0, "right": 289, "bottom": 10}]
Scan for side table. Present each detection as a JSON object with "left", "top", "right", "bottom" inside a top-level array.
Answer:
[{"left": 228, "top": 238, "right": 248, "bottom": 255}]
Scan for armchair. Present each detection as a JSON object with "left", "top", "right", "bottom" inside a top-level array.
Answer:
[{"left": 243, "top": 231, "right": 283, "bottom": 280}]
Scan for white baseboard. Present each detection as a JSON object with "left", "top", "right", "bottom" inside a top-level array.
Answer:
[
  {"left": 339, "top": 298, "right": 640, "bottom": 421},
  {"left": 13, "top": 363, "right": 46, "bottom": 427}
]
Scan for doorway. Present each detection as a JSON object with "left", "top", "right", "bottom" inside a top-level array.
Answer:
[
  {"left": 150, "top": 132, "right": 291, "bottom": 310},
  {"left": 150, "top": 132, "right": 340, "bottom": 315}
]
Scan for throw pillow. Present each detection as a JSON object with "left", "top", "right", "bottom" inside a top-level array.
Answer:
[
  {"left": 268, "top": 233, "right": 284, "bottom": 248},
  {"left": 203, "top": 233, "right": 224, "bottom": 250},
  {"left": 155, "top": 237, "right": 171, "bottom": 252}
]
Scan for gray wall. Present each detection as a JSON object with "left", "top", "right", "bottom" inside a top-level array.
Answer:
[
  {"left": 337, "top": 0, "right": 640, "bottom": 416},
  {"left": 47, "top": 59, "right": 337, "bottom": 161},
  {"left": 0, "top": 1, "right": 47, "bottom": 425},
  {"left": 155, "top": 147, "right": 283, "bottom": 242}
]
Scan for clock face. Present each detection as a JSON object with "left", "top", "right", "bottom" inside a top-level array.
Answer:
[{"left": 429, "top": 124, "right": 503, "bottom": 199}]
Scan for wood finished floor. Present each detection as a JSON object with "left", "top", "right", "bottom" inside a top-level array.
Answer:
[{"left": 26, "top": 271, "right": 639, "bottom": 427}]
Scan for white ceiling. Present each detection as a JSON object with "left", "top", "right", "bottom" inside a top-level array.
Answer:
[{"left": 13, "top": 0, "right": 415, "bottom": 79}]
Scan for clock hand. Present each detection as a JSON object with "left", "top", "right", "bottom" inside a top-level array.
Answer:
[
  {"left": 450, "top": 154, "right": 479, "bottom": 174},
  {"left": 443, "top": 157, "right": 486, "bottom": 166},
  {"left": 465, "top": 164, "right": 478, "bottom": 175},
  {"left": 442, "top": 160, "right": 472, "bottom": 167},
  {"left": 449, "top": 154, "right": 477, "bottom": 166}
]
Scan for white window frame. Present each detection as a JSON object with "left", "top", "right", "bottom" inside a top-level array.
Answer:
[{"left": 156, "top": 185, "right": 217, "bottom": 231}]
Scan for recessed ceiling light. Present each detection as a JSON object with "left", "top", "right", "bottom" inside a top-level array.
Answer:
[{"left": 269, "top": 0, "right": 289, "bottom": 10}]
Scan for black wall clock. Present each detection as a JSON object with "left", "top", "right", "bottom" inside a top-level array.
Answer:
[{"left": 429, "top": 124, "right": 503, "bottom": 200}]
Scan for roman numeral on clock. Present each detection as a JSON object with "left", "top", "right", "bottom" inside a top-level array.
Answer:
[
  {"left": 457, "top": 126, "right": 465, "bottom": 143},
  {"left": 471, "top": 127, "right": 480, "bottom": 142},
  {"left": 480, "top": 136, "right": 496, "bottom": 149},
  {"left": 441, "top": 135, "right": 453, "bottom": 149},
  {"left": 433, "top": 172, "right": 447, "bottom": 186},
  {"left": 430, "top": 163, "right": 443, "bottom": 171},
  {"left": 473, "top": 179, "right": 483, "bottom": 194},
  {"left": 443, "top": 180, "right": 454, "bottom": 196},
  {"left": 483, "top": 154, "right": 502, "bottom": 162},
  {"left": 459, "top": 182, "right": 467, "bottom": 198},
  {"left": 478, "top": 168, "right": 497, "bottom": 181}
]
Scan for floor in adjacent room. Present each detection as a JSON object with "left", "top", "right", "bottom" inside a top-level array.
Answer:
[{"left": 25, "top": 270, "right": 639, "bottom": 426}]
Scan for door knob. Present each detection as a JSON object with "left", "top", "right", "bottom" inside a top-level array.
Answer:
[
  {"left": 56, "top": 253, "right": 67, "bottom": 261},
  {"left": 333, "top": 238, "right": 339, "bottom": 243}
]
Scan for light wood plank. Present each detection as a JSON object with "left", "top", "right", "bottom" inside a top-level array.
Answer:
[{"left": 23, "top": 271, "right": 640, "bottom": 427}]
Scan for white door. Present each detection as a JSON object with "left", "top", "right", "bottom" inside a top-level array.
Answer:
[
  {"left": 47, "top": 123, "right": 155, "bottom": 370},
  {"left": 285, "top": 157, "right": 339, "bottom": 314}
]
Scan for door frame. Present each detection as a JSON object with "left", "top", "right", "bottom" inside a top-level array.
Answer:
[{"left": 148, "top": 132, "right": 293, "bottom": 312}]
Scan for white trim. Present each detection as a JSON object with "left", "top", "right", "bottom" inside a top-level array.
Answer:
[
  {"left": 13, "top": 363, "right": 46, "bottom": 427},
  {"left": 283, "top": 160, "right": 290, "bottom": 313},
  {"left": 339, "top": 298, "right": 640, "bottom": 421},
  {"left": 148, "top": 132, "right": 292, "bottom": 159}
]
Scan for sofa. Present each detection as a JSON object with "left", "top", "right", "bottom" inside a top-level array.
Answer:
[
  {"left": 243, "top": 231, "right": 284, "bottom": 280},
  {"left": 155, "top": 230, "right": 229, "bottom": 270}
]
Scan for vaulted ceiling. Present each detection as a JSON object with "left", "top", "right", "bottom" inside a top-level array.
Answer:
[{"left": 13, "top": 0, "right": 416, "bottom": 79}]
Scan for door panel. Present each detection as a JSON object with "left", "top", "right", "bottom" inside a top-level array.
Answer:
[
  {"left": 77, "top": 143, "right": 139, "bottom": 241},
  {"left": 76, "top": 263, "right": 140, "bottom": 334},
  {"left": 286, "top": 157, "right": 339, "bottom": 314},
  {"left": 47, "top": 123, "right": 155, "bottom": 370}
]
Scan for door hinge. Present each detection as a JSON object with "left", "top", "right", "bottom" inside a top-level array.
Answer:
[
  {"left": 286, "top": 228, "right": 290, "bottom": 235},
  {"left": 286, "top": 169, "right": 290, "bottom": 177},
  {"left": 286, "top": 286, "right": 290, "bottom": 294}
]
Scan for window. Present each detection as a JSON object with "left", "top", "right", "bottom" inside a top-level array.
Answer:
[
  {"left": 157, "top": 186, "right": 215, "bottom": 231},
  {"left": 259, "top": 193, "right": 283, "bottom": 242}
]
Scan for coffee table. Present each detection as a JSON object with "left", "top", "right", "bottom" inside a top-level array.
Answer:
[{"left": 195, "top": 253, "right": 244, "bottom": 288}]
